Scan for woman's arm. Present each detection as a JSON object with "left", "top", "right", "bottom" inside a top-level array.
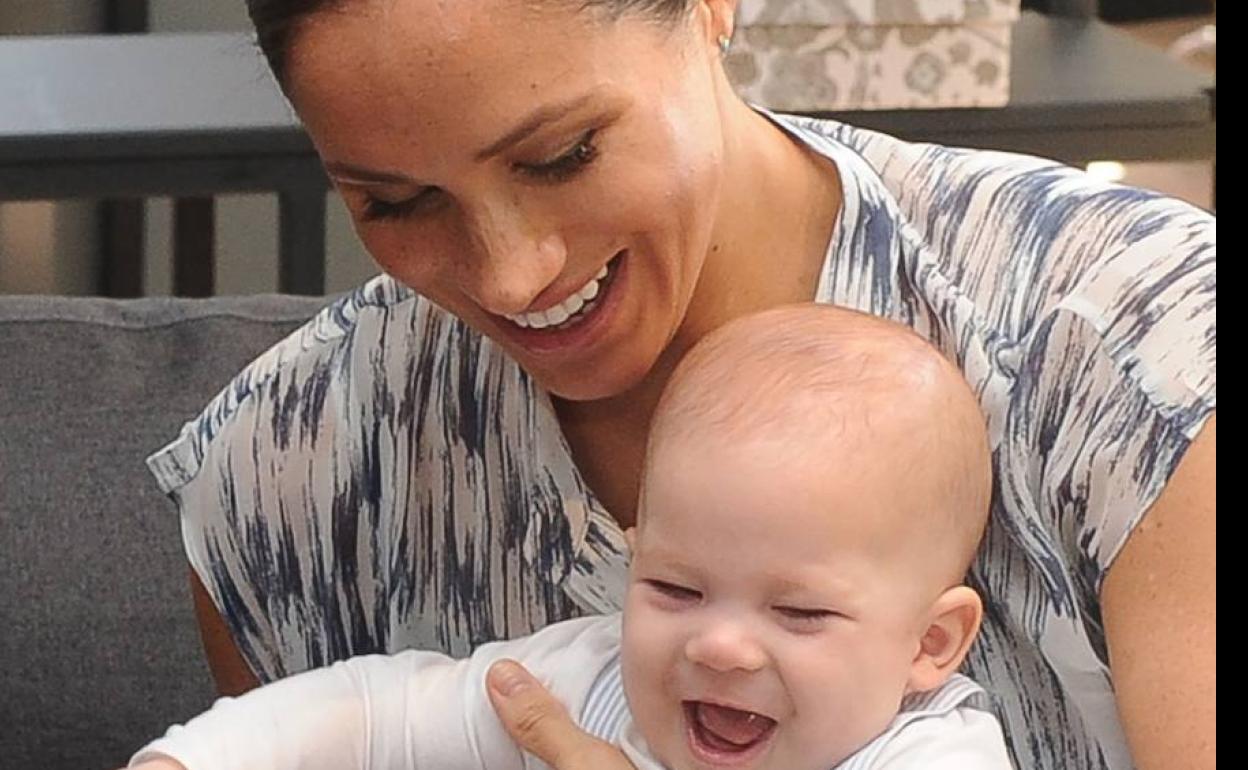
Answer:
[
  {"left": 190, "top": 569, "right": 261, "bottom": 696},
  {"left": 1103, "top": 415, "right": 1215, "bottom": 770}
]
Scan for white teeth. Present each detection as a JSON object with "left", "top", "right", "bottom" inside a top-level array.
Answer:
[
  {"left": 563, "top": 293, "right": 586, "bottom": 316},
  {"left": 506, "top": 262, "right": 610, "bottom": 331},
  {"left": 544, "top": 304, "right": 570, "bottom": 326}
]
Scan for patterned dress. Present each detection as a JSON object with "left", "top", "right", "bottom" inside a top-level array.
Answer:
[{"left": 149, "top": 112, "right": 1216, "bottom": 770}]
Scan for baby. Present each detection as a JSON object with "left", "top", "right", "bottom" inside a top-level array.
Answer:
[{"left": 131, "top": 304, "right": 1010, "bottom": 770}]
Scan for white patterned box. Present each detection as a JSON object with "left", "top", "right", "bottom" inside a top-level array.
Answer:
[{"left": 727, "top": 0, "right": 1021, "bottom": 111}]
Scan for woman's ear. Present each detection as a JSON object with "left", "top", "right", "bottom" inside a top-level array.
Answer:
[{"left": 696, "top": 0, "right": 737, "bottom": 50}]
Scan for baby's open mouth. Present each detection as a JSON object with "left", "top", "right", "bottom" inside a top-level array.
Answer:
[{"left": 684, "top": 700, "right": 778, "bottom": 760}]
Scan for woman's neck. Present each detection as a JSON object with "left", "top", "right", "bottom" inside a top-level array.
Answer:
[
  {"left": 552, "top": 102, "right": 843, "bottom": 528},
  {"left": 671, "top": 100, "right": 843, "bottom": 378}
]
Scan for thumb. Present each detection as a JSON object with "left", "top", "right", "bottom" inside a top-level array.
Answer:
[{"left": 486, "top": 659, "right": 634, "bottom": 769}]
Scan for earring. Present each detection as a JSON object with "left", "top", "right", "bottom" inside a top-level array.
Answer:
[{"left": 717, "top": 33, "right": 731, "bottom": 56}]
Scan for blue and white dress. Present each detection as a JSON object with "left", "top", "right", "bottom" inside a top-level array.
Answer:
[{"left": 148, "top": 112, "right": 1216, "bottom": 770}]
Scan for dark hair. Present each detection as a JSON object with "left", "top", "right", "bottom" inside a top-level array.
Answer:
[{"left": 246, "top": 0, "right": 694, "bottom": 85}]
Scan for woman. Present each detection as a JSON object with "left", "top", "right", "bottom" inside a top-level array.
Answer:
[{"left": 153, "top": 1, "right": 1215, "bottom": 768}]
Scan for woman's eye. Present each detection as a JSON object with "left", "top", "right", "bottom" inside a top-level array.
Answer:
[
  {"left": 360, "top": 188, "right": 445, "bottom": 222},
  {"left": 517, "top": 130, "right": 599, "bottom": 183}
]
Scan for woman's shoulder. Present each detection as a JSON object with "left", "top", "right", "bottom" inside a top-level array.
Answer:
[{"left": 146, "top": 275, "right": 481, "bottom": 495}]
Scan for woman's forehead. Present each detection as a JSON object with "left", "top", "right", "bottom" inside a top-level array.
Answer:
[
  {"left": 291, "top": 4, "right": 631, "bottom": 115},
  {"left": 288, "top": 1, "right": 576, "bottom": 90},
  {"left": 285, "top": 1, "right": 678, "bottom": 165}
]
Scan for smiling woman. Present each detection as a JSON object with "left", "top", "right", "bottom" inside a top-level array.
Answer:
[
  {"left": 284, "top": 1, "right": 755, "bottom": 403},
  {"left": 134, "top": 1, "right": 1215, "bottom": 770}
]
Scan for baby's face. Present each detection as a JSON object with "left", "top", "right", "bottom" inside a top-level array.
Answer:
[{"left": 621, "top": 435, "right": 935, "bottom": 770}]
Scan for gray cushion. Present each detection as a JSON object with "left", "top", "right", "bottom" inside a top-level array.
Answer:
[{"left": 0, "top": 294, "right": 327, "bottom": 770}]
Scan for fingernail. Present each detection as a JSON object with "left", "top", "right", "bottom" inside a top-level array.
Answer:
[{"left": 490, "top": 660, "right": 531, "bottom": 697}]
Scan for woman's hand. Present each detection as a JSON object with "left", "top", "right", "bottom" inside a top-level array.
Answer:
[{"left": 487, "top": 659, "right": 638, "bottom": 770}]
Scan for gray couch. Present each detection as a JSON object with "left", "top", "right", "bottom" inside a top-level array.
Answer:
[{"left": 0, "top": 294, "right": 328, "bottom": 770}]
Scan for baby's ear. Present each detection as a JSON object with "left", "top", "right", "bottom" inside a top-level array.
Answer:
[{"left": 907, "top": 586, "right": 983, "bottom": 694}]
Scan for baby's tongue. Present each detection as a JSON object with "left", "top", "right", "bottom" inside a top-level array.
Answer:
[{"left": 695, "top": 703, "right": 775, "bottom": 747}]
